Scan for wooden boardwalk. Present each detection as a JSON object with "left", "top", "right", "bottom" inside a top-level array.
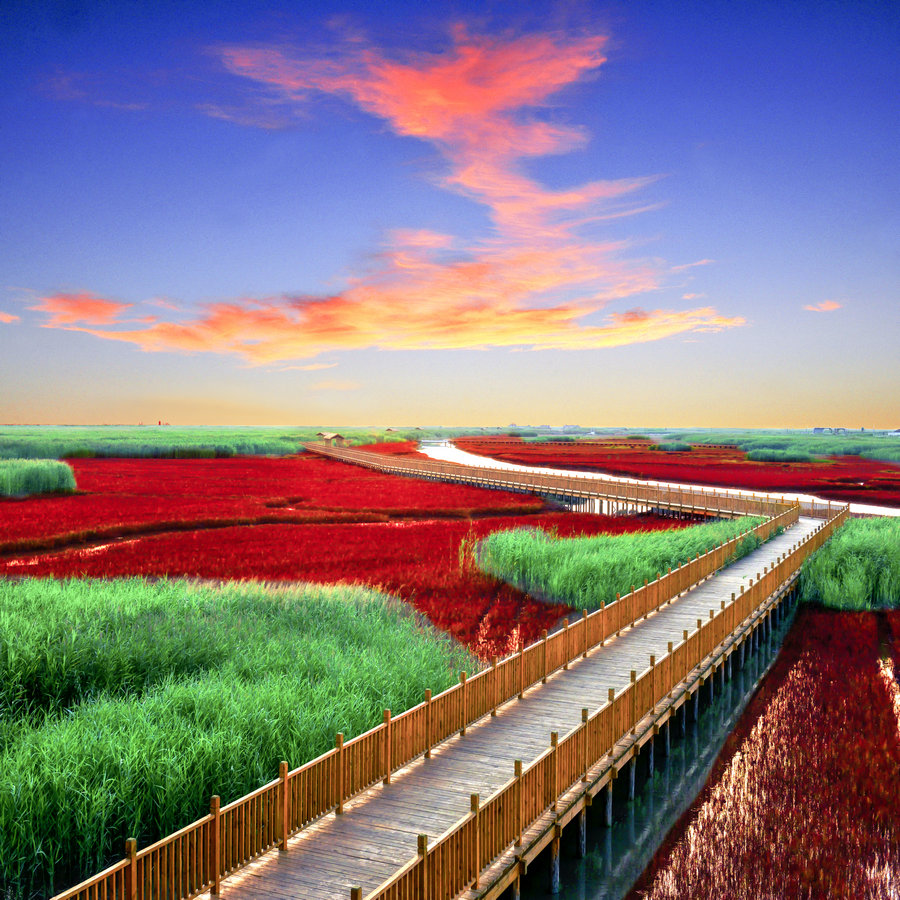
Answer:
[
  {"left": 55, "top": 446, "right": 848, "bottom": 900},
  {"left": 195, "top": 517, "right": 820, "bottom": 900}
]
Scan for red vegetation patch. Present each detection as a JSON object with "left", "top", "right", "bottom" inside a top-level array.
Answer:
[
  {"left": 1, "top": 512, "right": 684, "bottom": 658},
  {"left": 0, "top": 455, "right": 691, "bottom": 658},
  {"left": 456, "top": 437, "right": 900, "bottom": 508},
  {"left": 630, "top": 609, "right": 900, "bottom": 899},
  {"left": 0, "top": 455, "right": 544, "bottom": 548},
  {"left": 355, "top": 440, "right": 426, "bottom": 457}
]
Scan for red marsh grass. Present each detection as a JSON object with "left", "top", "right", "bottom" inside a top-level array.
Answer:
[
  {"left": 456, "top": 436, "right": 900, "bottom": 508},
  {"left": 628, "top": 608, "right": 900, "bottom": 900}
]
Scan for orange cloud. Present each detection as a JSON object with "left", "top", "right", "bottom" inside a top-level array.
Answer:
[
  {"left": 32, "top": 25, "right": 745, "bottom": 362},
  {"left": 804, "top": 300, "right": 842, "bottom": 312},
  {"left": 0, "top": 311, "right": 20, "bottom": 323},
  {"left": 40, "top": 274, "right": 744, "bottom": 363},
  {"left": 29, "top": 292, "right": 132, "bottom": 327}
]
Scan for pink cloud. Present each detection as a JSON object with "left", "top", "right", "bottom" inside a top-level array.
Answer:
[
  {"left": 803, "top": 300, "right": 842, "bottom": 312},
  {"left": 29, "top": 292, "right": 132, "bottom": 327},
  {"left": 31, "top": 25, "right": 745, "bottom": 361},
  {"left": 671, "top": 259, "right": 715, "bottom": 272},
  {"left": 0, "top": 311, "right": 20, "bottom": 324}
]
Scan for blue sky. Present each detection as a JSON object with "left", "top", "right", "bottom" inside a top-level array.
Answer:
[{"left": 1, "top": 1, "right": 897, "bottom": 426}]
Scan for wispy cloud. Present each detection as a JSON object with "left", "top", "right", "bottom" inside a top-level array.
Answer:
[
  {"left": 29, "top": 292, "right": 132, "bottom": 326},
  {"left": 279, "top": 362, "right": 338, "bottom": 371},
  {"left": 681, "top": 292, "right": 706, "bottom": 300},
  {"left": 32, "top": 24, "right": 745, "bottom": 361},
  {"left": 308, "top": 379, "right": 360, "bottom": 392},
  {"left": 0, "top": 312, "right": 20, "bottom": 324},
  {"left": 803, "top": 300, "right": 842, "bottom": 312},
  {"left": 40, "top": 69, "right": 148, "bottom": 110},
  {"left": 671, "top": 259, "right": 715, "bottom": 272}
]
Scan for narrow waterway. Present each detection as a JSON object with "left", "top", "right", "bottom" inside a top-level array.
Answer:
[
  {"left": 516, "top": 604, "right": 798, "bottom": 900},
  {"left": 418, "top": 442, "right": 900, "bottom": 518}
]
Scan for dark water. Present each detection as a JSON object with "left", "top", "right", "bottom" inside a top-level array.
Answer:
[{"left": 518, "top": 606, "right": 797, "bottom": 900}]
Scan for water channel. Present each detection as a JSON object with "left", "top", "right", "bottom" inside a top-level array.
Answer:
[{"left": 515, "top": 603, "right": 798, "bottom": 900}]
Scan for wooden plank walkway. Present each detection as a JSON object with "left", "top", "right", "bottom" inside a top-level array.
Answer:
[{"left": 196, "top": 517, "right": 820, "bottom": 900}]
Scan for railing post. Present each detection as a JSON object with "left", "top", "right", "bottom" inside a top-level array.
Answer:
[
  {"left": 279, "top": 760, "right": 289, "bottom": 850},
  {"left": 563, "top": 620, "right": 570, "bottom": 669},
  {"left": 583, "top": 609, "right": 589, "bottom": 658},
  {"left": 383, "top": 709, "right": 392, "bottom": 784},
  {"left": 350, "top": 888, "right": 362, "bottom": 900},
  {"left": 550, "top": 732, "right": 559, "bottom": 811},
  {"left": 424, "top": 689, "right": 432, "bottom": 758},
  {"left": 471, "top": 794, "right": 481, "bottom": 888},
  {"left": 460, "top": 672, "right": 468, "bottom": 736},
  {"left": 491, "top": 656, "right": 499, "bottom": 715},
  {"left": 600, "top": 600, "right": 606, "bottom": 646},
  {"left": 518, "top": 642, "right": 526, "bottom": 699},
  {"left": 209, "top": 796, "right": 221, "bottom": 894},
  {"left": 630, "top": 671, "right": 637, "bottom": 734},
  {"left": 125, "top": 838, "right": 137, "bottom": 900},
  {"left": 581, "top": 709, "right": 589, "bottom": 782},
  {"left": 515, "top": 760, "right": 524, "bottom": 846},
  {"left": 418, "top": 834, "right": 429, "bottom": 900},
  {"left": 336, "top": 734, "right": 345, "bottom": 813},
  {"left": 542, "top": 629, "right": 549, "bottom": 683}
]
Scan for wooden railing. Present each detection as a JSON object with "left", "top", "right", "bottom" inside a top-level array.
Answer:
[
  {"left": 302, "top": 442, "right": 800, "bottom": 519},
  {"left": 357, "top": 504, "right": 850, "bottom": 900},
  {"left": 50, "top": 460, "right": 834, "bottom": 900}
]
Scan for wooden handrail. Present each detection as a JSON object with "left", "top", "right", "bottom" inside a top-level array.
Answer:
[{"left": 360, "top": 504, "right": 849, "bottom": 900}]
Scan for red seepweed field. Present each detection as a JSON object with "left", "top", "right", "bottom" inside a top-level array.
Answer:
[
  {"left": 628, "top": 608, "right": 900, "bottom": 899},
  {"left": 455, "top": 436, "right": 900, "bottom": 508},
  {"left": 0, "top": 453, "right": 687, "bottom": 657}
]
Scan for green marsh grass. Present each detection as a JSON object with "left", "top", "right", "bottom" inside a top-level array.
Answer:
[
  {"left": 664, "top": 429, "right": 900, "bottom": 463},
  {"left": 477, "top": 516, "right": 765, "bottom": 611},
  {"left": 0, "top": 424, "right": 514, "bottom": 460},
  {"left": 0, "top": 578, "right": 476, "bottom": 898},
  {"left": 800, "top": 517, "right": 900, "bottom": 610},
  {"left": 745, "top": 449, "right": 814, "bottom": 463},
  {"left": 0, "top": 460, "right": 76, "bottom": 497},
  {"left": 657, "top": 442, "right": 692, "bottom": 452}
]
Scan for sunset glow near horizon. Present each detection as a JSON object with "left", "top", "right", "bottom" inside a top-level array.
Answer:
[{"left": 1, "top": 1, "right": 897, "bottom": 428}]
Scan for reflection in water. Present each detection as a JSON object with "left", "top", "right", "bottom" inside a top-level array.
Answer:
[{"left": 519, "top": 606, "right": 796, "bottom": 900}]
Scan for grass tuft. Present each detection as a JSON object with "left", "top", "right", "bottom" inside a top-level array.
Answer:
[
  {"left": 476, "top": 516, "right": 764, "bottom": 611},
  {"left": 0, "top": 460, "right": 76, "bottom": 497},
  {"left": 0, "top": 578, "right": 476, "bottom": 898},
  {"left": 800, "top": 517, "right": 900, "bottom": 610}
]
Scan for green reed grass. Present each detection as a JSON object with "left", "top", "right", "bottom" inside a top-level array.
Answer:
[
  {"left": 0, "top": 579, "right": 476, "bottom": 898},
  {"left": 657, "top": 442, "right": 692, "bottom": 452},
  {"left": 745, "top": 449, "right": 814, "bottom": 463},
  {"left": 0, "top": 425, "right": 509, "bottom": 460},
  {"left": 800, "top": 517, "right": 900, "bottom": 610},
  {"left": 0, "top": 460, "right": 76, "bottom": 497},
  {"left": 664, "top": 429, "right": 900, "bottom": 464},
  {"left": 477, "top": 517, "right": 765, "bottom": 611}
]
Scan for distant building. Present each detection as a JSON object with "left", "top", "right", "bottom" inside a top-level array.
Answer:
[{"left": 316, "top": 432, "right": 348, "bottom": 447}]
